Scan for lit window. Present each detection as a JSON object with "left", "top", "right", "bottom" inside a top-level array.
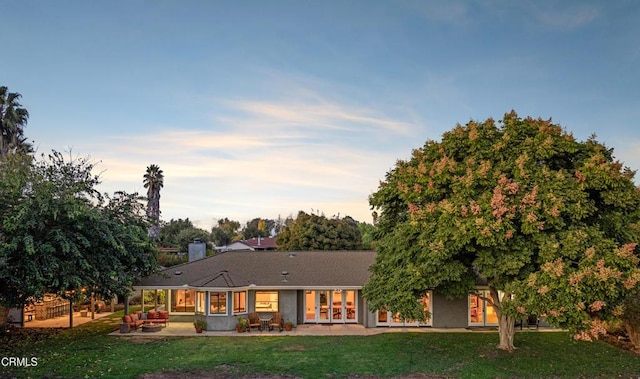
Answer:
[
  {"left": 196, "top": 291, "right": 205, "bottom": 314},
  {"left": 255, "top": 291, "right": 278, "bottom": 312},
  {"left": 171, "top": 289, "right": 195, "bottom": 313},
  {"left": 210, "top": 292, "right": 227, "bottom": 315},
  {"left": 233, "top": 291, "right": 247, "bottom": 314}
]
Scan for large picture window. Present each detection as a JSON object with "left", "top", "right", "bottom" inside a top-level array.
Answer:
[
  {"left": 171, "top": 289, "right": 195, "bottom": 313},
  {"left": 233, "top": 291, "right": 247, "bottom": 314},
  {"left": 255, "top": 291, "right": 278, "bottom": 312},
  {"left": 210, "top": 292, "right": 227, "bottom": 315}
]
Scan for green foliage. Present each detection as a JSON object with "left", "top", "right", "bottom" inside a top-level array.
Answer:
[
  {"left": 276, "top": 211, "right": 363, "bottom": 250},
  {"left": 364, "top": 111, "right": 640, "bottom": 343},
  {"left": 242, "top": 217, "right": 274, "bottom": 239},
  {"left": 0, "top": 151, "right": 159, "bottom": 308},
  {"left": 0, "top": 86, "right": 30, "bottom": 157},
  {"left": 210, "top": 217, "right": 241, "bottom": 246},
  {"left": 357, "top": 221, "right": 377, "bottom": 250},
  {"left": 175, "top": 226, "right": 211, "bottom": 253},
  {"left": 160, "top": 218, "right": 194, "bottom": 248}
]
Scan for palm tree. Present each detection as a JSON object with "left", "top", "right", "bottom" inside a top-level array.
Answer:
[
  {"left": 0, "top": 86, "right": 30, "bottom": 157},
  {"left": 143, "top": 164, "right": 164, "bottom": 240}
]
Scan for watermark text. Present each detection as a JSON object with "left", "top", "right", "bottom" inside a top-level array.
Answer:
[{"left": 1, "top": 357, "right": 38, "bottom": 367}]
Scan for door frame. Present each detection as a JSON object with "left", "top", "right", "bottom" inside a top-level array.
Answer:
[
  {"left": 303, "top": 289, "right": 358, "bottom": 324},
  {"left": 468, "top": 290, "right": 499, "bottom": 326}
]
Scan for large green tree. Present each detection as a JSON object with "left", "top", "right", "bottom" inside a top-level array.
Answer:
[
  {"left": 143, "top": 164, "right": 164, "bottom": 240},
  {"left": 210, "top": 217, "right": 241, "bottom": 246},
  {"left": 363, "top": 112, "right": 640, "bottom": 350},
  {"left": 0, "top": 86, "right": 30, "bottom": 157},
  {"left": 0, "top": 151, "right": 158, "bottom": 323},
  {"left": 276, "top": 211, "right": 363, "bottom": 250},
  {"left": 160, "top": 218, "right": 195, "bottom": 247}
]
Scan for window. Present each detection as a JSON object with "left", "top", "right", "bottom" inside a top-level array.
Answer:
[
  {"left": 233, "top": 291, "right": 247, "bottom": 314},
  {"left": 376, "top": 291, "right": 432, "bottom": 326},
  {"left": 255, "top": 291, "right": 278, "bottom": 312},
  {"left": 196, "top": 291, "right": 205, "bottom": 314},
  {"left": 209, "top": 292, "right": 227, "bottom": 315},
  {"left": 171, "top": 289, "right": 195, "bottom": 313}
]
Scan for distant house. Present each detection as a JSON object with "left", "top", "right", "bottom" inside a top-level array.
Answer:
[
  {"left": 133, "top": 250, "right": 501, "bottom": 331},
  {"left": 217, "top": 236, "right": 278, "bottom": 252}
]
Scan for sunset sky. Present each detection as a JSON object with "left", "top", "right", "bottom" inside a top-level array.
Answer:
[{"left": 2, "top": 1, "right": 639, "bottom": 230}]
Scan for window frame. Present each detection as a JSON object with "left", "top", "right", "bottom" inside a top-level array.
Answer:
[
  {"left": 209, "top": 291, "right": 228, "bottom": 315},
  {"left": 233, "top": 291, "right": 247, "bottom": 314},
  {"left": 255, "top": 291, "right": 279, "bottom": 312}
]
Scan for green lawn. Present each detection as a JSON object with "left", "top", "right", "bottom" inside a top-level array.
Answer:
[{"left": 2, "top": 315, "right": 639, "bottom": 379}]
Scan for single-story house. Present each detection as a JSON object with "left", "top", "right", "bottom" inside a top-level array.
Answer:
[
  {"left": 216, "top": 236, "right": 278, "bottom": 252},
  {"left": 134, "top": 250, "right": 504, "bottom": 331}
]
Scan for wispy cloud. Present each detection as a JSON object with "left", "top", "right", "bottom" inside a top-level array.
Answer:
[
  {"left": 529, "top": 3, "right": 599, "bottom": 30},
  {"left": 76, "top": 77, "right": 413, "bottom": 228}
]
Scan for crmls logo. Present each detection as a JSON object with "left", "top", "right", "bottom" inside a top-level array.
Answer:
[{"left": 1, "top": 357, "right": 38, "bottom": 367}]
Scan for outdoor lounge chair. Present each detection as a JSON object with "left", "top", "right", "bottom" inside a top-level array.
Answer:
[
  {"left": 270, "top": 312, "right": 284, "bottom": 332},
  {"left": 247, "top": 312, "right": 261, "bottom": 332}
]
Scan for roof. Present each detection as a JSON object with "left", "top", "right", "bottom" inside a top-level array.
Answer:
[
  {"left": 243, "top": 236, "right": 278, "bottom": 249},
  {"left": 136, "top": 250, "right": 376, "bottom": 289},
  {"left": 220, "top": 237, "right": 278, "bottom": 251}
]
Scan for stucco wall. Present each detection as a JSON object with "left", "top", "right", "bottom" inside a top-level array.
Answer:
[
  {"left": 278, "top": 290, "right": 297, "bottom": 326},
  {"left": 431, "top": 293, "right": 468, "bottom": 328}
]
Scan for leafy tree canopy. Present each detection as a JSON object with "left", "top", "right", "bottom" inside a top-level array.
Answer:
[
  {"left": 242, "top": 218, "right": 274, "bottom": 239},
  {"left": 0, "top": 86, "right": 30, "bottom": 157},
  {"left": 276, "top": 211, "right": 363, "bottom": 250},
  {"left": 210, "top": 217, "right": 241, "bottom": 246},
  {"left": 0, "top": 151, "right": 158, "bottom": 309},
  {"left": 363, "top": 112, "right": 640, "bottom": 350},
  {"left": 160, "top": 218, "right": 194, "bottom": 247}
]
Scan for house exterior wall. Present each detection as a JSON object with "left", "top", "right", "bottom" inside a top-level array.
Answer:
[
  {"left": 431, "top": 293, "right": 468, "bottom": 328},
  {"left": 278, "top": 290, "right": 297, "bottom": 326}
]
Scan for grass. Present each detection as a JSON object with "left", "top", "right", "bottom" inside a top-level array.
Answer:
[{"left": 2, "top": 313, "right": 640, "bottom": 379}]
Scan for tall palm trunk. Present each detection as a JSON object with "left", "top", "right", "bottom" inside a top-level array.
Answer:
[{"left": 143, "top": 164, "right": 164, "bottom": 240}]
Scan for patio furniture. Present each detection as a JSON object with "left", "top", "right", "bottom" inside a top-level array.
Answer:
[
  {"left": 259, "top": 315, "right": 272, "bottom": 331},
  {"left": 144, "top": 310, "right": 169, "bottom": 326},
  {"left": 270, "top": 312, "right": 284, "bottom": 332},
  {"left": 247, "top": 313, "right": 261, "bottom": 332},
  {"left": 122, "top": 313, "right": 144, "bottom": 330}
]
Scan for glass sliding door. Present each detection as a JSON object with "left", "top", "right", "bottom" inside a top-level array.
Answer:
[
  {"left": 304, "top": 290, "right": 358, "bottom": 324},
  {"left": 305, "top": 290, "right": 315, "bottom": 321},
  {"left": 344, "top": 290, "right": 356, "bottom": 322},
  {"left": 332, "top": 290, "right": 343, "bottom": 321},
  {"left": 318, "top": 290, "right": 330, "bottom": 322},
  {"left": 469, "top": 290, "right": 498, "bottom": 326}
]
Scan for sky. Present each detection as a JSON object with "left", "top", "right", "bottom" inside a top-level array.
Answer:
[{"left": 2, "top": 1, "right": 640, "bottom": 231}]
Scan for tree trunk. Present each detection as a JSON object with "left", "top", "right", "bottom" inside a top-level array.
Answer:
[
  {"left": 624, "top": 321, "right": 640, "bottom": 350},
  {"left": 0, "top": 306, "right": 9, "bottom": 333},
  {"left": 498, "top": 313, "right": 516, "bottom": 351}
]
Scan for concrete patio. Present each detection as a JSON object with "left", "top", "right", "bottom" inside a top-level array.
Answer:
[{"left": 110, "top": 322, "right": 557, "bottom": 337}]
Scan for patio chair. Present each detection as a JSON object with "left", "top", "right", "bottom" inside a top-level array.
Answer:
[
  {"left": 247, "top": 312, "right": 261, "bottom": 332},
  {"left": 269, "top": 312, "right": 284, "bottom": 332}
]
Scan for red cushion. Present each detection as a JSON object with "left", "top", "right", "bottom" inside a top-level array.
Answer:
[
  {"left": 148, "top": 311, "right": 157, "bottom": 319},
  {"left": 123, "top": 315, "right": 132, "bottom": 323},
  {"left": 158, "top": 311, "right": 169, "bottom": 319}
]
